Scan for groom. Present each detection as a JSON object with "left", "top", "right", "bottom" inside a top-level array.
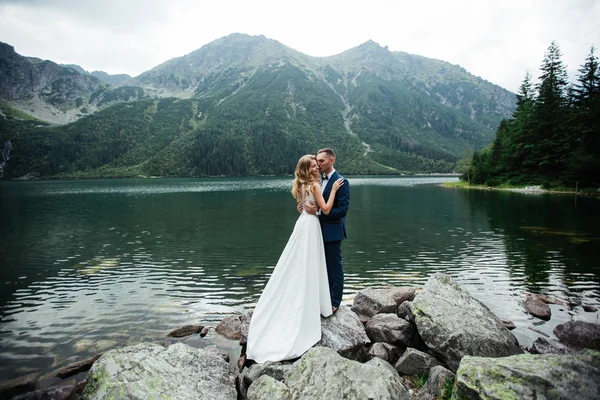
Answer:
[{"left": 305, "top": 148, "right": 349, "bottom": 313}]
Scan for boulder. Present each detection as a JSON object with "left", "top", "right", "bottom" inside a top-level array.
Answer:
[
  {"left": 284, "top": 347, "right": 410, "bottom": 400},
  {"left": 365, "top": 313, "right": 415, "bottom": 347},
  {"left": 247, "top": 375, "right": 291, "bottom": 400},
  {"left": 55, "top": 354, "right": 102, "bottom": 378},
  {"left": 396, "top": 301, "right": 413, "bottom": 321},
  {"left": 239, "top": 310, "right": 253, "bottom": 345},
  {"left": 0, "top": 373, "right": 38, "bottom": 400},
  {"left": 351, "top": 288, "right": 397, "bottom": 320},
  {"left": 241, "top": 361, "right": 292, "bottom": 398},
  {"left": 12, "top": 384, "right": 77, "bottom": 400},
  {"left": 417, "top": 365, "right": 454, "bottom": 400},
  {"left": 529, "top": 337, "right": 573, "bottom": 355},
  {"left": 366, "top": 342, "right": 403, "bottom": 365},
  {"left": 523, "top": 297, "right": 551, "bottom": 320},
  {"left": 215, "top": 314, "right": 242, "bottom": 340},
  {"left": 394, "top": 348, "right": 441, "bottom": 376},
  {"left": 81, "top": 342, "right": 237, "bottom": 400},
  {"left": 167, "top": 324, "right": 204, "bottom": 338},
  {"left": 554, "top": 320, "right": 600, "bottom": 350},
  {"left": 385, "top": 287, "right": 416, "bottom": 305},
  {"left": 409, "top": 273, "right": 522, "bottom": 371},
  {"left": 317, "top": 306, "right": 370, "bottom": 359},
  {"left": 454, "top": 351, "right": 600, "bottom": 399}
]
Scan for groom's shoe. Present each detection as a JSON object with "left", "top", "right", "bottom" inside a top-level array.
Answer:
[{"left": 332, "top": 306, "right": 339, "bottom": 314}]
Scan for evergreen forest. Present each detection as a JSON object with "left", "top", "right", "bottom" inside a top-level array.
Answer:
[{"left": 462, "top": 42, "right": 600, "bottom": 188}]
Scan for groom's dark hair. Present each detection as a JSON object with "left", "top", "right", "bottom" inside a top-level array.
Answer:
[{"left": 317, "top": 148, "right": 336, "bottom": 159}]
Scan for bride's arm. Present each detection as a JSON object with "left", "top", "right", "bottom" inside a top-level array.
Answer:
[{"left": 310, "top": 179, "right": 344, "bottom": 215}]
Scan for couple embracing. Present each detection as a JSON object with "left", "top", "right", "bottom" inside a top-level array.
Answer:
[{"left": 245, "top": 148, "right": 350, "bottom": 364}]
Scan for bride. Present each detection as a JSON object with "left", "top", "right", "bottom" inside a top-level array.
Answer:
[{"left": 245, "top": 154, "right": 344, "bottom": 364}]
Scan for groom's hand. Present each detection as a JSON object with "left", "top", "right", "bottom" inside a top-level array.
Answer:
[{"left": 304, "top": 201, "right": 318, "bottom": 215}]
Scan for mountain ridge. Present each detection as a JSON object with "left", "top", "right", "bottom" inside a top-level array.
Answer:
[{"left": 0, "top": 33, "right": 517, "bottom": 178}]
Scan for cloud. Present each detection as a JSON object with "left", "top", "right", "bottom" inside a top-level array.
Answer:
[{"left": 0, "top": 0, "right": 599, "bottom": 92}]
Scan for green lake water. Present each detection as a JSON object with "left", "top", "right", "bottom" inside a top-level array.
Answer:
[{"left": 0, "top": 176, "right": 599, "bottom": 384}]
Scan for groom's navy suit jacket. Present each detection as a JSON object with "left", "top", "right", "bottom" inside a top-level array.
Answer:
[{"left": 319, "top": 171, "right": 349, "bottom": 242}]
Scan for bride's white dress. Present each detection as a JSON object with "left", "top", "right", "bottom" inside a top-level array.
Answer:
[{"left": 246, "top": 190, "right": 332, "bottom": 363}]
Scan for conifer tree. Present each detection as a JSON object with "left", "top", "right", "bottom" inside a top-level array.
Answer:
[{"left": 532, "top": 41, "right": 570, "bottom": 176}]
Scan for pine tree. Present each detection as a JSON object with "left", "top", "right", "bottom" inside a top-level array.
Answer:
[
  {"left": 532, "top": 41, "right": 570, "bottom": 177},
  {"left": 512, "top": 72, "right": 536, "bottom": 175}
]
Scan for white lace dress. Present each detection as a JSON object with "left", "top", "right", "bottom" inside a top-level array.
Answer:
[{"left": 246, "top": 190, "right": 332, "bottom": 363}]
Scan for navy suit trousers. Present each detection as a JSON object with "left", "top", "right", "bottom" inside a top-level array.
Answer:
[{"left": 324, "top": 240, "right": 343, "bottom": 307}]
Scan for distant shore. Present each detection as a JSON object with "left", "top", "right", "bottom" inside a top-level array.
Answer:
[{"left": 442, "top": 181, "right": 600, "bottom": 196}]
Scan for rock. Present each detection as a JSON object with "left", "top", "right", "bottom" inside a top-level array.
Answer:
[
  {"left": 55, "top": 354, "right": 102, "bottom": 379},
  {"left": 200, "top": 327, "right": 209, "bottom": 337},
  {"left": 523, "top": 297, "right": 551, "bottom": 320},
  {"left": 239, "top": 310, "right": 253, "bottom": 345},
  {"left": 418, "top": 365, "right": 454, "bottom": 400},
  {"left": 394, "top": 348, "right": 441, "bottom": 376},
  {"left": 12, "top": 384, "right": 77, "bottom": 400},
  {"left": 365, "top": 313, "right": 415, "bottom": 347},
  {"left": 396, "top": 301, "right": 413, "bottom": 321},
  {"left": 454, "top": 351, "right": 600, "bottom": 399},
  {"left": 81, "top": 342, "right": 237, "bottom": 400},
  {"left": 367, "top": 342, "right": 403, "bottom": 365},
  {"left": 409, "top": 273, "right": 522, "bottom": 372},
  {"left": 283, "top": 347, "right": 410, "bottom": 400},
  {"left": 247, "top": 375, "right": 291, "bottom": 400},
  {"left": 529, "top": 337, "right": 573, "bottom": 355},
  {"left": 0, "top": 373, "right": 38, "bottom": 400},
  {"left": 500, "top": 318, "right": 516, "bottom": 330},
  {"left": 554, "top": 320, "right": 600, "bottom": 350},
  {"left": 167, "top": 324, "right": 204, "bottom": 338},
  {"left": 204, "top": 344, "right": 230, "bottom": 362},
  {"left": 385, "top": 287, "right": 416, "bottom": 305},
  {"left": 317, "top": 306, "right": 371, "bottom": 359},
  {"left": 215, "top": 314, "right": 242, "bottom": 340},
  {"left": 241, "top": 361, "right": 292, "bottom": 398},
  {"left": 351, "top": 288, "right": 397, "bottom": 319},
  {"left": 583, "top": 305, "right": 598, "bottom": 312}
]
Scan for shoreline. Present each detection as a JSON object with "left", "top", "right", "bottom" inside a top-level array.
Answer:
[{"left": 442, "top": 182, "right": 600, "bottom": 197}]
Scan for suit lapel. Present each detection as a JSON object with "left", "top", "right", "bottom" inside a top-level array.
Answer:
[{"left": 323, "top": 171, "right": 339, "bottom": 199}]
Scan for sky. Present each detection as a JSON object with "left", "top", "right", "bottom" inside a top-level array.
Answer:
[{"left": 0, "top": 0, "right": 599, "bottom": 93}]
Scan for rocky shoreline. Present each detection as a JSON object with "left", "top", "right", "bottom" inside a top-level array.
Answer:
[{"left": 1, "top": 273, "right": 599, "bottom": 399}]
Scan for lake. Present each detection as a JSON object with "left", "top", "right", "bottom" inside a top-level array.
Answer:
[{"left": 1, "top": 176, "right": 599, "bottom": 384}]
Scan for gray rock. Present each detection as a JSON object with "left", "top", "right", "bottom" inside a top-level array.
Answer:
[
  {"left": 583, "top": 305, "right": 598, "bottom": 312},
  {"left": 239, "top": 310, "right": 253, "bottom": 345},
  {"left": 317, "top": 306, "right": 371, "bottom": 359},
  {"left": 394, "top": 348, "right": 441, "bottom": 375},
  {"left": 247, "top": 375, "right": 291, "bottom": 400},
  {"left": 283, "top": 347, "right": 410, "bottom": 400},
  {"left": 385, "top": 287, "right": 416, "bottom": 305},
  {"left": 351, "top": 288, "right": 398, "bottom": 319},
  {"left": 365, "top": 313, "right": 415, "bottom": 347},
  {"left": 554, "top": 320, "right": 600, "bottom": 350},
  {"left": 397, "top": 301, "right": 414, "bottom": 321},
  {"left": 13, "top": 384, "right": 76, "bottom": 400},
  {"left": 418, "top": 365, "right": 454, "bottom": 400},
  {"left": 215, "top": 314, "right": 242, "bottom": 340},
  {"left": 500, "top": 318, "right": 516, "bottom": 330},
  {"left": 81, "top": 342, "right": 237, "bottom": 400},
  {"left": 529, "top": 337, "right": 574, "bottom": 355},
  {"left": 523, "top": 297, "right": 551, "bottom": 320},
  {"left": 454, "top": 351, "right": 600, "bottom": 400},
  {"left": 241, "top": 361, "right": 292, "bottom": 398},
  {"left": 409, "top": 273, "right": 522, "bottom": 371},
  {"left": 167, "top": 324, "right": 204, "bottom": 338},
  {"left": 367, "top": 342, "right": 403, "bottom": 364},
  {"left": 204, "top": 344, "right": 231, "bottom": 362},
  {"left": 55, "top": 354, "right": 102, "bottom": 378}
]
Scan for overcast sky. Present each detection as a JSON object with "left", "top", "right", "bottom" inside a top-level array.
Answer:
[{"left": 1, "top": 0, "right": 599, "bottom": 92}]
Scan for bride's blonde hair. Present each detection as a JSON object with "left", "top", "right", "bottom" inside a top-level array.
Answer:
[{"left": 291, "top": 154, "right": 317, "bottom": 202}]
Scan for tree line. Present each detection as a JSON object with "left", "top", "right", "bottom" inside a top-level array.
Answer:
[{"left": 462, "top": 42, "right": 600, "bottom": 188}]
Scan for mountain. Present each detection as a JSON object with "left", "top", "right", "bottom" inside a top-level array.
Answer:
[
  {"left": 0, "top": 34, "right": 517, "bottom": 178},
  {"left": 62, "top": 64, "right": 132, "bottom": 85}
]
